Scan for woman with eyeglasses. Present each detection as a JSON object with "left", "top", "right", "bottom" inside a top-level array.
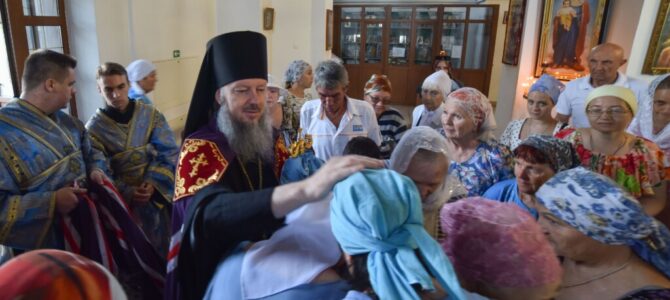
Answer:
[
  {"left": 363, "top": 74, "right": 408, "bottom": 159},
  {"left": 500, "top": 74, "right": 567, "bottom": 150},
  {"left": 556, "top": 85, "right": 667, "bottom": 216}
]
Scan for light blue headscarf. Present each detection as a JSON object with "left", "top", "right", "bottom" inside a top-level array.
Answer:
[
  {"left": 529, "top": 74, "right": 565, "bottom": 104},
  {"left": 536, "top": 167, "right": 670, "bottom": 279},
  {"left": 331, "top": 169, "right": 464, "bottom": 300}
]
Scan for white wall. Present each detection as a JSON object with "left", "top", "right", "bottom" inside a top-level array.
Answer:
[
  {"left": 67, "top": 0, "right": 103, "bottom": 120},
  {"left": 493, "top": 0, "right": 541, "bottom": 136},
  {"left": 68, "top": 0, "right": 213, "bottom": 129},
  {"left": 482, "top": 0, "right": 509, "bottom": 106},
  {"left": 264, "top": 0, "right": 312, "bottom": 85},
  {"left": 603, "top": 0, "right": 644, "bottom": 74},
  {"left": 263, "top": 0, "right": 333, "bottom": 95}
]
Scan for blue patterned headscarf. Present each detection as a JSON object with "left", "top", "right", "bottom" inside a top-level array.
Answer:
[
  {"left": 529, "top": 74, "right": 565, "bottom": 104},
  {"left": 535, "top": 167, "right": 670, "bottom": 278},
  {"left": 330, "top": 169, "right": 464, "bottom": 300}
]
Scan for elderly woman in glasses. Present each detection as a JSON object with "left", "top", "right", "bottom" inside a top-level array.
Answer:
[
  {"left": 500, "top": 74, "right": 567, "bottom": 150},
  {"left": 363, "top": 74, "right": 408, "bottom": 159},
  {"left": 535, "top": 168, "right": 670, "bottom": 300},
  {"left": 442, "top": 87, "right": 513, "bottom": 197},
  {"left": 556, "top": 85, "right": 667, "bottom": 216}
]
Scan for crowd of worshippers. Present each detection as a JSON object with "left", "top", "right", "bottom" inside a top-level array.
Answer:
[{"left": 0, "top": 30, "right": 669, "bottom": 300}]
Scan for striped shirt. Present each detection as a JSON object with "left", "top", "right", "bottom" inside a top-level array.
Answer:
[{"left": 378, "top": 108, "right": 408, "bottom": 158}]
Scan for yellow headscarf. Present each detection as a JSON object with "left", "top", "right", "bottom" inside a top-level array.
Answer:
[{"left": 584, "top": 85, "right": 638, "bottom": 115}]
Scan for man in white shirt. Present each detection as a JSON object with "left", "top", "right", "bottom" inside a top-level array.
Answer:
[
  {"left": 556, "top": 43, "right": 647, "bottom": 128},
  {"left": 300, "top": 60, "right": 381, "bottom": 161}
]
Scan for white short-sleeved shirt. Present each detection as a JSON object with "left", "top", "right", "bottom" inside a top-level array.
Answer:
[
  {"left": 300, "top": 97, "right": 382, "bottom": 161},
  {"left": 411, "top": 103, "right": 445, "bottom": 131},
  {"left": 555, "top": 72, "right": 648, "bottom": 128}
]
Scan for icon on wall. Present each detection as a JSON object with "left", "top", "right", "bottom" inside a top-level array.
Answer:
[{"left": 263, "top": 7, "right": 274, "bottom": 31}]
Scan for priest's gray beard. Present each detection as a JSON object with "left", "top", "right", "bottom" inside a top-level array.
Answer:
[{"left": 216, "top": 100, "right": 274, "bottom": 163}]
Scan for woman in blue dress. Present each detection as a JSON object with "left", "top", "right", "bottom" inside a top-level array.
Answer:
[{"left": 441, "top": 87, "right": 513, "bottom": 196}]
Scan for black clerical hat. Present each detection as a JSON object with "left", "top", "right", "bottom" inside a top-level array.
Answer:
[{"left": 183, "top": 31, "right": 268, "bottom": 138}]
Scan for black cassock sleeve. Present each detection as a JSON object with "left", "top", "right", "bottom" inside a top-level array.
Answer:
[{"left": 177, "top": 184, "right": 285, "bottom": 300}]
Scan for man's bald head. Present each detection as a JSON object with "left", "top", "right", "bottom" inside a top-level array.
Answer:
[{"left": 588, "top": 43, "right": 627, "bottom": 86}]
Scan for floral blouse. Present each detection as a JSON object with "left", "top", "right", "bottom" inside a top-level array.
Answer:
[
  {"left": 448, "top": 139, "right": 514, "bottom": 197},
  {"left": 280, "top": 92, "right": 312, "bottom": 141},
  {"left": 556, "top": 128, "right": 667, "bottom": 198},
  {"left": 499, "top": 118, "right": 567, "bottom": 150}
]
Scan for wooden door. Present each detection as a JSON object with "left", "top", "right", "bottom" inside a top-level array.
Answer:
[
  {"left": 439, "top": 5, "right": 498, "bottom": 96},
  {"left": 335, "top": 4, "right": 499, "bottom": 106},
  {"left": 3, "top": 0, "right": 75, "bottom": 115}
]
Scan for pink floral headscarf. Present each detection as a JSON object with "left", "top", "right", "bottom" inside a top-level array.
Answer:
[
  {"left": 445, "top": 87, "right": 496, "bottom": 140},
  {"left": 440, "top": 197, "right": 562, "bottom": 288}
]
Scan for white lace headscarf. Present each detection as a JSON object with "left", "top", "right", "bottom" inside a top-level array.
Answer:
[
  {"left": 390, "top": 126, "right": 467, "bottom": 211},
  {"left": 390, "top": 126, "right": 467, "bottom": 239},
  {"left": 628, "top": 74, "right": 670, "bottom": 151}
]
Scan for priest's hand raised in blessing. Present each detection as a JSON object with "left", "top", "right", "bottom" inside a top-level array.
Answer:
[
  {"left": 303, "top": 155, "right": 384, "bottom": 202},
  {"left": 271, "top": 155, "right": 384, "bottom": 218}
]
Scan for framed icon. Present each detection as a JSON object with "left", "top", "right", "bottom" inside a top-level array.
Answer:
[{"left": 263, "top": 7, "right": 274, "bottom": 31}]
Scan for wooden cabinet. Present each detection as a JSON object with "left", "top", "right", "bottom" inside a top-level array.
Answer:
[{"left": 334, "top": 4, "right": 498, "bottom": 106}]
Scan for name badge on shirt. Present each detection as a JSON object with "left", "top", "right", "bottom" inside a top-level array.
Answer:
[{"left": 353, "top": 124, "right": 364, "bottom": 132}]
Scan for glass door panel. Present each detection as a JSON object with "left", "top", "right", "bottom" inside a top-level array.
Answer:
[
  {"left": 22, "top": 0, "right": 59, "bottom": 16},
  {"left": 340, "top": 21, "right": 361, "bottom": 64},
  {"left": 441, "top": 22, "right": 465, "bottom": 68},
  {"left": 364, "top": 7, "right": 385, "bottom": 20},
  {"left": 415, "top": 7, "right": 437, "bottom": 20},
  {"left": 443, "top": 7, "right": 466, "bottom": 20},
  {"left": 469, "top": 7, "right": 493, "bottom": 20},
  {"left": 388, "top": 22, "right": 410, "bottom": 65},
  {"left": 342, "top": 7, "right": 362, "bottom": 20},
  {"left": 414, "top": 24, "right": 433, "bottom": 65},
  {"left": 25, "top": 25, "right": 63, "bottom": 53},
  {"left": 365, "top": 23, "right": 383, "bottom": 64},
  {"left": 390, "top": 7, "right": 411, "bottom": 20},
  {"left": 463, "top": 23, "right": 490, "bottom": 69}
]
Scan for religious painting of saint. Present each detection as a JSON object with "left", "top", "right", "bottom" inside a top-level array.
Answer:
[
  {"left": 534, "top": 0, "right": 609, "bottom": 80},
  {"left": 642, "top": 0, "right": 670, "bottom": 75},
  {"left": 502, "top": 0, "right": 526, "bottom": 65}
]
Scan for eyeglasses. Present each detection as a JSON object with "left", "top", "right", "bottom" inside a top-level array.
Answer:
[
  {"left": 422, "top": 89, "right": 441, "bottom": 97},
  {"left": 586, "top": 107, "right": 631, "bottom": 117},
  {"left": 369, "top": 96, "right": 390, "bottom": 104}
]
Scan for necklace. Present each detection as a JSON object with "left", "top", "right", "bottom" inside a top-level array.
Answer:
[
  {"left": 237, "top": 157, "right": 262, "bottom": 191},
  {"left": 561, "top": 253, "right": 633, "bottom": 288},
  {"left": 588, "top": 132, "right": 628, "bottom": 156}
]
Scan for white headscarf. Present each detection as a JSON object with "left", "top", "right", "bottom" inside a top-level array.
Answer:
[
  {"left": 422, "top": 70, "right": 452, "bottom": 99},
  {"left": 628, "top": 74, "right": 670, "bottom": 151},
  {"left": 390, "top": 126, "right": 467, "bottom": 238},
  {"left": 240, "top": 198, "right": 340, "bottom": 299},
  {"left": 126, "top": 59, "right": 156, "bottom": 95}
]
